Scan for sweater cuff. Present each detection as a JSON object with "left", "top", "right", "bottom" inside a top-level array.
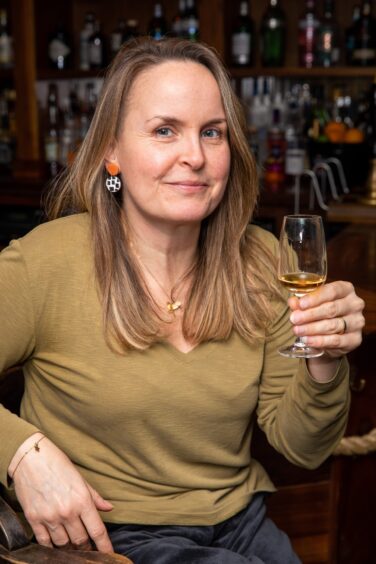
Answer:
[
  {"left": 302, "top": 355, "right": 349, "bottom": 391},
  {"left": 0, "top": 410, "right": 41, "bottom": 486}
]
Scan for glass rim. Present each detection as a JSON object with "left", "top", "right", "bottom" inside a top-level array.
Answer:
[{"left": 284, "top": 214, "right": 323, "bottom": 220}]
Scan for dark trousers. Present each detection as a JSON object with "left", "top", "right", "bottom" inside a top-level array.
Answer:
[{"left": 106, "top": 493, "right": 301, "bottom": 563}]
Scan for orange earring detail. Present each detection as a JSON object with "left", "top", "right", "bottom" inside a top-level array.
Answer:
[
  {"left": 105, "top": 162, "right": 120, "bottom": 176},
  {"left": 105, "top": 162, "right": 122, "bottom": 193}
]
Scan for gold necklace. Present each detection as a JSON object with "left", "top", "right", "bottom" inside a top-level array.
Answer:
[
  {"left": 131, "top": 245, "right": 191, "bottom": 314},
  {"left": 139, "top": 258, "right": 183, "bottom": 313}
]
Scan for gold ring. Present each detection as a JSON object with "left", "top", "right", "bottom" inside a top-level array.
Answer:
[{"left": 339, "top": 318, "right": 347, "bottom": 334}]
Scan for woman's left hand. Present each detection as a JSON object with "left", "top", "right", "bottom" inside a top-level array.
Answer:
[{"left": 288, "top": 281, "right": 365, "bottom": 358}]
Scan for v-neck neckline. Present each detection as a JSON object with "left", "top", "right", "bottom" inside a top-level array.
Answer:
[{"left": 161, "top": 340, "right": 219, "bottom": 364}]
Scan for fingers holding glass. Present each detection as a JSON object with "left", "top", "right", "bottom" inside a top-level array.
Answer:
[{"left": 288, "top": 281, "right": 365, "bottom": 357}]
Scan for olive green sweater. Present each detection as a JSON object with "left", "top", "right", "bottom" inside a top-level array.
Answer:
[{"left": 0, "top": 214, "right": 350, "bottom": 525}]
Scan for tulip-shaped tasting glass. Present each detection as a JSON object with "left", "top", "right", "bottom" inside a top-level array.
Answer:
[{"left": 278, "top": 214, "right": 327, "bottom": 358}]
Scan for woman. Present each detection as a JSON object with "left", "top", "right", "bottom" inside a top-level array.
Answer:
[{"left": 0, "top": 38, "right": 365, "bottom": 563}]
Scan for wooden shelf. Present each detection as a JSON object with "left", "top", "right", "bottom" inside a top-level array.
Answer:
[{"left": 230, "top": 66, "right": 376, "bottom": 79}]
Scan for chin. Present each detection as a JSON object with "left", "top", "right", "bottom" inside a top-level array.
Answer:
[
  {"left": 167, "top": 201, "right": 220, "bottom": 223},
  {"left": 167, "top": 210, "right": 215, "bottom": 225}
]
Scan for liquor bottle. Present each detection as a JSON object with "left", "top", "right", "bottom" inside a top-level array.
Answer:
[
  {"left": 298, "top": 0, "right": 320, "bottom": 68},
  {"left": 284, "top": 89, "right": 307, "bottom": 177},
  {"left": 0, "top": 9, "right": 13, "bottom": 69},
  {"left": 0, "top": 92, "right": 13, "bottom": 172},
  {"left": 48, "top": 22, "right": 72, "bottom": 70},
  {"left": 351, "top": 0, "right": 376, "bottom": 66},
  {"left": 88, "top": 20, "right": 106, "bottom": 69},
  {"left": 44, "top": 83, "right": 60, "bottom": 177},
  {"left": 317, "top": 0, "right": 339, "bottom": 67},
  {"left": 148, "top": 3, "right": 168, "bottom": 41},
  {"left": 231, "top": 1, "right": 254, "bottom": 66},
  {"left": 6, "top": 88, "right": 17, "bottom": 142},
  {"left": 59, "top": 86, "right": 81, "bottom": 167},
  {"left": 345, "top": 5, "right": 361, "bottom": 65},
  {"left": 260, "top": 0, "right": 286, "bottom": 67},
  {"left": 248, "top": 78, "right": 272, "bottom": 167},
  {"left": 68, "top": 85, "right": 81, "bottom": 122},
  {"left": 172, "top": 0, "right": 186, "bottom": 37},
  {"left": 79, "top": 12, "right": 96, "bottom": 71},
  {"left": 110, "top": 19, "right": 126, "bottom": 59},
  {"left": 264, "top": 109, "right": 286, "bottom": 192},
  {"left": 80, "top": 82, "right": 97, "bottom": 140},
  {"left": 184, "top": 0, "right": 199, "bottom": 41},
  {"left": 123, "top": 20, "right": 140, "bottom": 42}
]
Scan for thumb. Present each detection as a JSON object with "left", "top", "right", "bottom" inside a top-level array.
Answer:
[{"left": 87, "top": 483, "right": 114, "bottom": 512}]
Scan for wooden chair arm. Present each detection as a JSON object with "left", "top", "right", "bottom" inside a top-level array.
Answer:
[
  {"left": 0, "top": 496, "right": 133, "bottom": 563},
  {"left": 0, "top": 544, "right": 134, "bottom": 563},
  {"left": 0, "top": 496, "right": 30, "bottom": 551}
]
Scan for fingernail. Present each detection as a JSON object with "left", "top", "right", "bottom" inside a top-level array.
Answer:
[
  {"left": 290, "top": 312, "right": 299, "bottom": 323},
  {"left": 301, "top": 336, "right": 309, "bottom": 343}
]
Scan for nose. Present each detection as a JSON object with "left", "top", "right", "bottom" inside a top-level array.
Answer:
[{"left": 179, "top": 133, "right": 205, "bottom": 170}]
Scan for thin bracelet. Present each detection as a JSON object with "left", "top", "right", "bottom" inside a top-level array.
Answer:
[{"left": 11, "top": 435, "right": 46, "bottom": 479}]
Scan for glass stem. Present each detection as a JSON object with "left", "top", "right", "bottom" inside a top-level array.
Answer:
[{"left": 293, "top": 294, "right": 306, "bottom": 347}]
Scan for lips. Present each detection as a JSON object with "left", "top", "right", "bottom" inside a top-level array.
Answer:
[
  {"left": 165, "top": 180, "right": 209, "bottom": 194},
  {"left": 167, "top": 180, "right": 209, "bottom": 187}
]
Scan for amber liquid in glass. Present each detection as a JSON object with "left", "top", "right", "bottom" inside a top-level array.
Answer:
[{"left": 278, "top": 272, "right": 326, "bottom": 296}]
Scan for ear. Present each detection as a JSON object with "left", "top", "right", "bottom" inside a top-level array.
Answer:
[{"left": 104, "top": 143, "right": 119, "bottom": 168}]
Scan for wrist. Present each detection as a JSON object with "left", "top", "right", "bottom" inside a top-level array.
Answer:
[
  {"left": 8, "top": 432, "right": 45, "bottom": 479},
  {"left": 307, "top": 355, "right": 342, "bottom": 383}
]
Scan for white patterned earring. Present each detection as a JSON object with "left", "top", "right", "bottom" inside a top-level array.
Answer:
[{"left": 105, "top": 162, "right": 122, "bottom": 193}]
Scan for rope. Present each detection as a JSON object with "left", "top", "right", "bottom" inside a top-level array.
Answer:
[{"left": 333, "top": 427, "right": 376, "bottom": 456}]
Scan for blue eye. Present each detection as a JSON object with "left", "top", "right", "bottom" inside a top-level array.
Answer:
[
  {"left": 202, "top": 128, "right": 221, "bottom": 138},
  {"left": 156, "top": 127, "right": 173, "bottom": 137}
]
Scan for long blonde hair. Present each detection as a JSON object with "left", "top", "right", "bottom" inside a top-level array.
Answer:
[{"left": 45, "top": 37, "right": 281, "bottom": 351}]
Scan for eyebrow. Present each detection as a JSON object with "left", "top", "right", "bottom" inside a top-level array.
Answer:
[{"left": 146, "top": 115, "right": 228, "bottom": 126}]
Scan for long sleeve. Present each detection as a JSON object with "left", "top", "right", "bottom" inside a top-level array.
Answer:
[
  {"left": 256, "top": 296, "right": 350, "bottom": 469},
  {"left": 0, "top": 240, "right": 41, "bottom": 483}
]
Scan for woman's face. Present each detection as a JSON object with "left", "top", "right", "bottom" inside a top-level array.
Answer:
[{"left": 109, "top": 61, "right": 231, "bottom": 231}]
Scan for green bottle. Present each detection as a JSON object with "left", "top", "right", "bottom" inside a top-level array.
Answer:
[{"left": 260, "top": 0, "right": 286, "bottom": 67}]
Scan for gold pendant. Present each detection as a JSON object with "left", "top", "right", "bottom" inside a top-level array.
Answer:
[{"left": 167, "top": 301, "right": 182, "bottom": 313}]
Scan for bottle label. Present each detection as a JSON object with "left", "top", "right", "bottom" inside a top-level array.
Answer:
[
  {"left": 110, "top": 32, "right": 123, "bottom": 53},
  {"left": 0, "top": 36, "right": 13, "bottom": 66},
  {"left": 0, "top": 138, "right": 12, "bottom": 164},
  {"left": 172, "top": 20, "right": 183, "bottom": 36},
  {"left": 45, "top": 139, "right": 59, "bottom": 162},
  {"left": 331, "top": 47, "right": 340, "bottom": 63},
  {"left": 285, "top": 149, "right": 305, "bottom": 176},
  {"left": 48, "top": 39, "right": 70, "bottom": 62},
  {"left": 89, "top": 42, "right": 103, "bottom": 66},
  {"left": 352, "top": 48, "right": 376, "bottom": 62},
  {"left": 232, "top": 32, "right": 251, "bottom": 64},
  {"left": 80, "top": 38, "right": 90, "bottom": 70}
]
